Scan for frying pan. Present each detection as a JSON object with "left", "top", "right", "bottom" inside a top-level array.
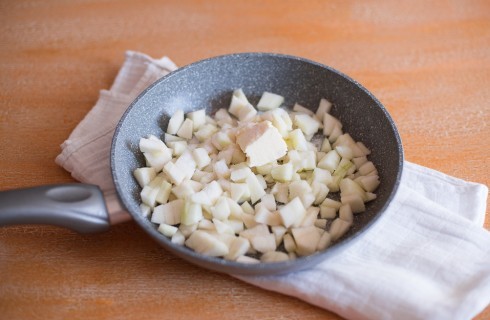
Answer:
[{"left": 0, "top": 53, "right": 403, "bottom": 275}]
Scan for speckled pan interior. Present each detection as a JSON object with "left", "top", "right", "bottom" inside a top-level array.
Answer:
[{"left": 111, "top": 53, "right": 403, "bottom": 275}]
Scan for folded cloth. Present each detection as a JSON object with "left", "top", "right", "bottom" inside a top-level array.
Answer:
[{"left": 56, "top": 51, "right": 490, "bottom": 320}]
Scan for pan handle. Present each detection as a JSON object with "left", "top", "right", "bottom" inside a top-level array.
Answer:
[{"left": 0, "top": 184, "right": 110, "bottom": 233}]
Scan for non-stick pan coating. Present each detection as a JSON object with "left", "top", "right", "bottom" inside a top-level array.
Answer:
[{"left": 111, "top": 53, "right": 403, "bottom": 275}]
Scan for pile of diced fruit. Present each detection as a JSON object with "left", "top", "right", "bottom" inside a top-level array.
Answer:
[{"left": 133, "top": 89, "right": 379, "bottom": 263}]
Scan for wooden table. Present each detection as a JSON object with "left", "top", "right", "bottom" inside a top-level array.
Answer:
[{"left": 1, "top": 1, "right": 489, "bottom": 319}]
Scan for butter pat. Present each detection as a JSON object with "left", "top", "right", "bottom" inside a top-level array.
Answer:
[{"left": 236, "top": 121, "right": 287, "bottom": 167}]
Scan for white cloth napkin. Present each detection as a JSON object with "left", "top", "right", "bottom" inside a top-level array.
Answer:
[{"left": 55, "top": 51, "right": 490, "bottom": 320}]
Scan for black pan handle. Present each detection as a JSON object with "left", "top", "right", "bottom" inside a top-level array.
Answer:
[{"left": 0, "top": 184, "right": 110, "bottom": 233}]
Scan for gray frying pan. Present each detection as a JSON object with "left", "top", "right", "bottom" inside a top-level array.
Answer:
[{"left": 0, "top": 53, "right": 403, "bottom": 275}]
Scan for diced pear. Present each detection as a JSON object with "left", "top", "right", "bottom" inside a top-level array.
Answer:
[
  {"left": 261, "top": 251, "right": 289, "bottom": 262},
  {"left": 211, "top": 131, "right": 233, "bottom": 150},
  {"left": 164, "top": 133, "right": 184, "bottom": 142},
  {"left": 229, "top": 90, "right": 257, "bottom": 121},
  {"left": 356, "top": 142, "right": 371, "bottom": 155},
  {"left": 191, "top": 181, "right": 222, "bottom": 206},
  {"left": 366, "top": 192, "right": 377, "bottom": 202},
  {"left": 294, "top": 114, "right": 320, "bottom": 136},
  {"left": 163, "top": 161, "right": 185, "bottom": 185},
  {"left": 254, "top": 205, "right": 281, "bottom": 226},
  {"left": 301, "top": 207, "right": 320, "bottom": 227},
  {"left": 230, "top": 145, "right": 247, "bottom": 164},
  {"left": 198, "top": 219, "right": 215, "bottom": 230},
  {"left": 321, "top": 138, "right": 332, "bottom": 152},
  {"left": 250, "top": 233, "right": 276, "bottom": 253},
  {"left": 214, "top": 108, "right": 235, "bottom": 127},
  {"left": 271, "top": 182, "right": 289, "bottom": 204},
  {"left": 139, "top": 136, "right": 167, "bottom": 154},
  {"left": 225, "top": 237, "right": 250, "bottom": 261},
  {"left": 312, "top": 167, "right": 333, "bottom": 185},
  {"left": 335, "top": 145, "right": 354, "bottom": 160},
  {"left": 179, "top": 223, "right": 198, "bottom": 238},
  {"left": 311, "top": 181, "right": 329, "bottom": 205},
  {"left": 144, "top": 150, "right": 172, "bottom": 172},
  {"left": 141, "top": 186, "right": 159, "bottom": 208},
  {"left": 158, "top": 223, "right": 178, "bottom": 237},
  {"left": 338, "top": 204, "right": 354, "bottom": 222},
  {"left": 151, "top": 199, "right": 184, "bottom": 225},
  {"left": 171, "top": 183, "right": 195, "bottom": 199},
  {"left": 226, "top": 219, "right": 244, "bottom": 234},
  {"left": 212, "top": 218, "right": 235, "bottom": 235},
  {"left": 257, "top": 92, "right": 284, "bottom": 111},
  {"left": 321, "top": 198, "right": 342, "bottom": 209},
  {"left": 205, "top": 115, "right": 217, "bottom": 125},
  {"left": 269, "top": 111, "right": 289, "bottom": 137},
  {"left": 214, "top": 159, "right": 230, "bottom": 179},
  {"left": 195, "top": 124, "right": 219, "bottom": 142},
  {"left": 211, "top": 197, "right": 231, "bottom": 221},
  {"left": 339, "top": 178, "right": 367, "bottom": 201},
  {"left": 293, "top": 103, "right": 315, "bottom": 116},
  {"left": 185, "top": 230, "right": 229, "bottom": 257},
  {"left": 181, "top": 200, "right": 203, "bottom": 226},
  {"left": 174, "top": 151, "right": 197, "bottom": 180},
  {"left": 271, "top": 225, "right": 287, "bottom": 246},
  {"left": 217, "top": 178, "right": 231, "bottom": 193},
  {"left": 329, "top": 218, "right": 352, "bottom": 241},
  {"left": 288, "top": 180, "right": 311, "bottom": 201},
  {"left": 260, "top": 194, "right": 276, "bottom": 211},
  {"left": 171, "top": 230, "right": 186, "bottom": 245},
  {"left": 271, "top": 162, "right": 294, "bottom": 182},
  {"left": 240, "top": 201, "right": 254, "bottom": 215},
  {"left": 318, "top": 150, "right": 341, "bottom": 173},
  {"left": 283, "top": 233, "right": 297, "bottom": 253},
  {"left": 322, "top": 113, "right": 341, "bottom": 136},
  {"left": 320, "top": 206, "right": 337, "bottom": 219},
  {"left": 216, "top": 147, "right": 235, "bottom": 166},
  {"left": 352, "top": 156, "right": 368, "bottom": 169},
  {"left": 278, "top": 197, "right": 306, "bottom": 228},
  {"left": 256, "top": 162, "right": 275, "bottom": 175},
  {"left": 232, "top": 88, "right": 248, "bottom": 103},
  {"left": 177, "top": 118, "right": 193, "bottom": 140},
  {"left": 230, "top": 183, "right": 250, "bottom": 203},
  {"left": 341, "top": 194, "right": 366, "bottom": 213},
  {"left": 328, "top": 124, "right": 343, "bottom": 143},
  {"left": 316, "top": 98, "right": 332, "bottom": 121},
  {"left": 241, "top": 213, "right": 259, "bottom": 229},
  {"left": 239, "top": 224, "right": 269, "bottom": 240},
  {"left": 167, "top": 140, "right": 187, "bottom": 157},
  {"left": 358, "top": 161, "right": 377, "bottom": 176},
  {"left": 230, "top": 166, "right": 253, "bottom": 182},
  {"left": 291, "top": 226, "right": 321, "bottom": 256},
  {"left": 314, "top": 218, "right": 327, "bottom": 229},
  {"left": 255, "top": 174, "right": 267, "bottom": 190},
  {"left": 332, "top": 133, "right": 355, "bottom": 148},
  {"left": 289, "top": 129, "right": 308, "bottom": 151},
  {"left": 317, "top": 231, "right": 332, "bottom": 251},
  {"left": 192, "top": 148, "right": 211, "bottom": 169},
  {"left": 133, "top": 167, "right": 157, "bottom": 188},
  {"left": 187, "top": 109, "right": 206, "bottom": 131},
  {"left": 167, "top": 110, "right": 185, "bottom": 135},
  {"left": 245, "top": 173, "right": 266, "bottom": 204},
  {"left": 156, "top": 180, "right": 172, "bottom": 204},
  {"left": 199, "top": 172, "right": 216, "bottom": 185}
]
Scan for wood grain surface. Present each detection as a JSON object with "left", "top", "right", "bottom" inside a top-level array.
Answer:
[{"left": 1, "top": 0, "right": 489, "bottom": 319}]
